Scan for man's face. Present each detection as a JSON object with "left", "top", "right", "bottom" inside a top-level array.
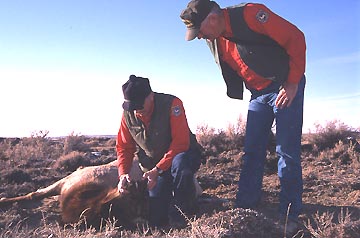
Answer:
[
  {"left": 197, "top": 14, "right": 220, "bottom": 40},
  {"left": 135, "top": 93, "right": 153, "bottom": 117}
]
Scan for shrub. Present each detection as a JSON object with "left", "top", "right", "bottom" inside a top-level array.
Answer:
[
  {"left": 54, "top": 151, "right": 90, "bottom": 172},
  {"left": 305, "top": 209, "right": 358, "bottom": 238},
  {"left": 105, "top": 138, "right": 116, "bottom": 148},
  {"left": 225, "top": 115, "right": 246, "bottom": 142},
  {"left": 63, "top": 132, "right": 90, "bottom": 155},
  {"left": 196, "top": 116, "right": 246, "bottom": 156},
  {"left": 317, "top": 140, "right": 360, "bottom": 170},
  {"left": 197, "top": 126, "right": 237, "bottom": 155},
  {"left": 308, "top": 120, "right": 358, "bottom": 151},
  {"left": 0, "top": 131, "right": 63, "bottom": 169}
]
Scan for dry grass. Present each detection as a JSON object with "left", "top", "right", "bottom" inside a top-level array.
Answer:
[
  {"left": 305, "top": 208, "right": 360, "bottom": 238},
  {"left": 0, "top": 120, "right": 359, "bottom": 238}
]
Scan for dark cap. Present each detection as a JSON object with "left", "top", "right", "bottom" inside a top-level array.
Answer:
[
  {"left": 180, "top": 0, "right": 217, "bottom": 41},
  {"left": 122, "top": 75, "right": 152, "bottom": 111}
]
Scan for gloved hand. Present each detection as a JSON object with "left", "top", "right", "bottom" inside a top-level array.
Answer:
[
  {"left": 142, "top": 167, "right": 159, "bottom": 190},
  {"left": 117, "top": 174, "right": 131, "bottom": 194}
]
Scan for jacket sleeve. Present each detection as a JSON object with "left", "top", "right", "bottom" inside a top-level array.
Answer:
[
  {"left": 116, "top": 113, "right": 137, "bottom": 176},
  {"left": 156, "top": 97, "right": 190, "bottom": 171},
  {"left": 243, "top": 3, "right": 306, "bottom": 84}
]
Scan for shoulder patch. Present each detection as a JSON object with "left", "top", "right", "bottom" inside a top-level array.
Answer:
[
  {"left": 172, "top": 105, "right": 182, "bottom": 117},
  {"left": 256, "top": 9, "right": 269, "bottom": 23}
]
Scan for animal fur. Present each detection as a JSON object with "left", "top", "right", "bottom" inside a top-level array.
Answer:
[{"left": 0, "top": 160, "right": 147, "bottom": 225}]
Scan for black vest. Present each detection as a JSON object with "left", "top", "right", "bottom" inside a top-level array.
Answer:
[
  {"left": 208, "top": 4, "right": 290, "bottom": 99},
  {"left": 124, "top": 93, "right": 200, "bottom": 170}
]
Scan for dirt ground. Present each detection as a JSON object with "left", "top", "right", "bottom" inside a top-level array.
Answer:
[{"left": 0, "top": 136, "right": 359, "bottom": 237}]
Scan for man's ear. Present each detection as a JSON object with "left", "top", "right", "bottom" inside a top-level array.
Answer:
[
  {"left": 207, "top": 12, "right": 218, "bottom": 27},
  {"left": 207, "top": 12, "right": 217, "bottom": 22}
]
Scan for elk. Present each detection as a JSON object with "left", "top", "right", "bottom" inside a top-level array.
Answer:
[{"left": 0, "top": 159, "right": 148, "bottom": 227}]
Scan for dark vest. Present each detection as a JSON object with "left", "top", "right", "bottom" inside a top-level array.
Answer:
[
  {"left": 124, "top": 93, "right": 200, "bottom": 170},
  {"left": 207, "top": 3, "right": 290, "bottom": 99}
]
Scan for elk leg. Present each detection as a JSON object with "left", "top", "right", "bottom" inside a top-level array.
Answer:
[{"left": 0, "top": 179, "right": 64, "bottom": 206}]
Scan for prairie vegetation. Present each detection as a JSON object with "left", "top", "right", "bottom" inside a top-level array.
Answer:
[{"left": 0, "top": 120, "right": 359, "bottom": 238}]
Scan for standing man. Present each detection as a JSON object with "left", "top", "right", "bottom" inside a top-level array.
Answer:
[
  {"left": 180, "top": 0, "right": 306, "bottom": 234},
  {"left": 116, "top": 75, "right": 202, "bottom": 228}
]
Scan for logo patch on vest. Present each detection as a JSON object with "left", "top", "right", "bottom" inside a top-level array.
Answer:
[
  {"left": 172, "top": 105, "right": 182, "bottom": 117},
  {"left": 256, "top": 10, "right": 269, "bottom": 23}
]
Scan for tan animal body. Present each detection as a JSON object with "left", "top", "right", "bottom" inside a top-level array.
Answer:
[{"left": 0, "top": 160, "right": 147, "bottom": 225}]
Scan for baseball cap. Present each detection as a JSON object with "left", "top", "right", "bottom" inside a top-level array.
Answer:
[
  {"left": 122, "top": 75, "right": 152, "bottom": 111},
  {"left": 180, "top": 0, "right": 217, "bottom": 41}
]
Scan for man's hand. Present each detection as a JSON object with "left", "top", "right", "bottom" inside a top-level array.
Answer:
[
  {"left": 275, "top": 81, "right": 299, "bottom": 109},
  {"left": 142, "top": 168, "right": 159, "bottom": 190},
  {"left": 117, "top": 174, "right": 131, "bottom": 194}
]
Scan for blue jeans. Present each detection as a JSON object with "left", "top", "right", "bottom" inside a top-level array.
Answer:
[
  {"left": 148, "top": 148, "right": 200, "bottom": 227},
  {"left": 236, "top": 76, "right": 306, "bottom": 220}
]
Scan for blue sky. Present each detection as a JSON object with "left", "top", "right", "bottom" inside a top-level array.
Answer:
[{"left": 0, "top": 0, "right": 359, "bottom": 137}]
